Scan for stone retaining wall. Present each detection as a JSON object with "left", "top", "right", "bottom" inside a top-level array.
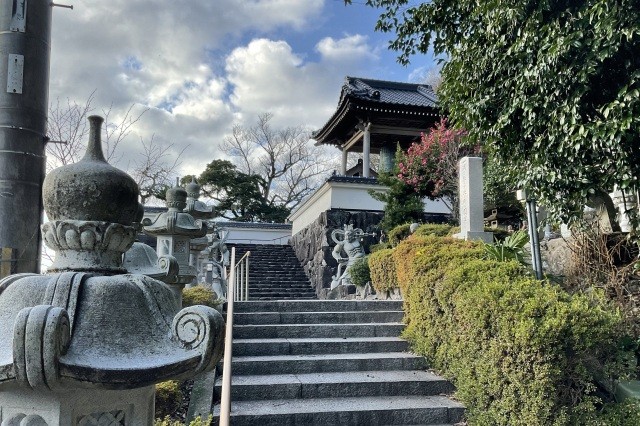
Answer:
[{"left": 289, "top": 209, "right": 383, "bottom": 299}]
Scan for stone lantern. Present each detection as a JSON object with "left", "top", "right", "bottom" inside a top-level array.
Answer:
[
  {"left": 185, "top": 178, "right": 213, "bottom": 286},
  {"left": 0, "top": 116, "right": 224, "bottom": 424},
  {"left": 142, "top": 182, "right": 207, "bottom": 300}
]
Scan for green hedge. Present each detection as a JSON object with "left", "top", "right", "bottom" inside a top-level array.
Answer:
[
  {"left": 388, "top": 223, "right": 413, "bottom": 246},
  {"left": 393, "top": 234, "right": 633, "bottom": 425},
  {"left": 368, "top": 248, "right": 398, "bottom": 294}
]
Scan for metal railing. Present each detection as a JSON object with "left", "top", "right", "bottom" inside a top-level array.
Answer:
[
  {"left": 232, "top": 249, "right": 250, "bottom": 302},
  {"left": 219, "top": 247, "right": 250, "bottom": 426}
]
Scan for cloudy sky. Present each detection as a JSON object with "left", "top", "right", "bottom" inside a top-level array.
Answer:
[{"left": 49, "top": 0, "right": 438, "bottom": 176}]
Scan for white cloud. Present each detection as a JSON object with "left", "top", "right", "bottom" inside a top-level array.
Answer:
[
  {"left": 316, "top": 34, "right": 378, "bottom": 63},
  {"left": 48, "top": 1, "right": 382, "bottom": 178},
  {"left": 224, "top": 36, "right": 378, "bottom": 129}
]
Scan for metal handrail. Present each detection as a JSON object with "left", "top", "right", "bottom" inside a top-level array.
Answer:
[
  {"left": 219, "top": 247, "right": 250, "bottom": 426},
  {"left": 233, "top": 250, "right": 250, "bottom": 302}
]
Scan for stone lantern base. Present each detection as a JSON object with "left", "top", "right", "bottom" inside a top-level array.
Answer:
[{"left": 0, "top": 384, "right": 154, "bottom": 425}]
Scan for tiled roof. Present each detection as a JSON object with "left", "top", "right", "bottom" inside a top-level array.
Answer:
[
  {"left": 212, "top": 221, "right": 292, "bottom": 230},
  {"left": 326, "top": 175, "right": 380, "bottom": 185},
  {"left": 341, "top": 76, "right": 438, "bottom": 108}
]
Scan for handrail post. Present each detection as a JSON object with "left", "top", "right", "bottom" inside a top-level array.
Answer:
[
  {"left": 245, "top": 256, "right": 249, "bottom": 301},
  {"left": 219, "top": 247, "right": 236, "bottom": 426}
]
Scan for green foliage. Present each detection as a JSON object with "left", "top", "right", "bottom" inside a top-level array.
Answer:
[
  {"left": 349, "top": 256, "right": 371, "bottom": 287},
  {"left": 483, "top": 230, "right": 529, "bottom": 264},
  {"left": 182, "top": 286, "right": 221, "bottom": 309},
  {"left": 352, "top": 0, "right": 640, "bottom": 229},
  {"left": 387, "top": 223, "right": 412, "bottom": 246},
  {"left": 154, "top": 416, "right": 212, "bottom": 426},
  {"left": 390, "top": 234, "right": 631, "bottom": 425},
  {"left": 413, "top": 223, "right": 455, "bottom": 238},
  {"left": 368, "top": 248, "right": 398, "bottom": 293},
  {"left": 196, "top": 160, "right": 290, "bottom": 223},
  {"left": 583, "top": 399, "right": 640, "bottom": 426},
  {"left": 155, "top": 381, "right": 182, "bottom": 419},
  {"left": 369, "top": 242, "right": 392, "bottom": 253}
]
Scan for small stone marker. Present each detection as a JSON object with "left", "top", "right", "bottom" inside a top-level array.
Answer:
[{"left": 453, "top": 157, "right": 493, "bottom": 243}]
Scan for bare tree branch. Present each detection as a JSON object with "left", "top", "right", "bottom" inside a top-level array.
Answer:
[{"left": 222, "top": 112, "right": 333, "bottom": 209}]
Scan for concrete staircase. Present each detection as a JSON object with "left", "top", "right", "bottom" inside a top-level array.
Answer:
[
  {"left": 212, "top": 300, "right": 464, "bottom": 425},
  {"left": 232, "top": 244, "right": 316, "bottom": 300}
]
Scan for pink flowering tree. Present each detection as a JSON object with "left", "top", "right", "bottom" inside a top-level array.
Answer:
[{"left": 397, "top": 118, "right": 473, "bottom": 218}]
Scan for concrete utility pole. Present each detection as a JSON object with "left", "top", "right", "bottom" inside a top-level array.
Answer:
[{"left": 0, "top": 0, "right": 53, "bottom": 277}]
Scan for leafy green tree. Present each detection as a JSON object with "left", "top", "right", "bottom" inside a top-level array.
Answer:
[
  {"left": 192, "top": 160, "right": 290, "bottom": 223},
  {"left": 350, "top": 0, "right": 640, "bottom": 227}
]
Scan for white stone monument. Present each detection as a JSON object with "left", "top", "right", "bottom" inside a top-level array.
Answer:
[
  {"left": 0, "top": 116, "right": 224, "bottom": 425},
  {"left": 453, "top": 157, "right": 493, "bottom": 243}
]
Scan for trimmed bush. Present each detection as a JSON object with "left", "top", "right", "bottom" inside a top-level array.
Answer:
[
  {"left": 155, "top": 380, "right": 182, "bottom": 419},
  {"left": 393, "top": 234, "right": 633, "bottom": 425},
  {"left": 413, "top": 223, "right": 455, "bottom": 237},
  {"left": 182, "top": 286, "right": 221, "bottom": 309},
  {"left": 388, "top": 223, "right": 412, "bottom": 246},
  {"left": 368, "top": 248, "right": 398, "bottom": 294},
  {"left": 349, "top": 256, "right": 371, "bottom": 287}
]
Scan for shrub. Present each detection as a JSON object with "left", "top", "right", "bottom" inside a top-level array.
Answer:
[
  {"left": 368, "top": 248, "right": 398, "bottom": 294},
  {"left": 413, "top": 223, "right": 455, "bottom": 238},
  {"left": 182, "top": 286, "right": 221, "bottom": 309},
  {"left": 155, "top": 381, "right": 182, "bottom": 419},
  {"left": 393, "top": 234, "right": 633, "bottom": 425},
  {"left": 155, "top": 416, "right": 212, "bottom": 426},
  {"left": 483, "top": 229, "right": 529, "bottom": 265},
  {"left": 388, "top": 223, "right": 412, "bottom": 246},
  {"left": 349, "top": 256, "right": 371, "bottom": 287},
  {"left": 369, "top": 242, "right": 392, "bottom": 253}
]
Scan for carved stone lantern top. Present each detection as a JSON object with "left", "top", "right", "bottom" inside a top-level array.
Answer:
[
  {"left": 185, "top": 176, "right": 214, "bottom": 219},
  {"left": 143, "top": 183, "right": 208, "bottom": 238}
]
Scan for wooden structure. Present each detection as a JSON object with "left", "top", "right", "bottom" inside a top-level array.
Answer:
[{"left": 313, "top": 76, "right": 441, "bottom": 177}]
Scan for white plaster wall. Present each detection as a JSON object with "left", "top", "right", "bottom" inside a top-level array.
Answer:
[
  {"left": 222, "top": 227, "right": 291, "bottom": 245},
  {"left": 289, "top": 183, "right": 333, "bottom": 235},
  {"left": 423, "top": 198, "right": 451, "bottom": 214},
  {"left": 331, "top": 184, "right": 386, "bottom": 211}
]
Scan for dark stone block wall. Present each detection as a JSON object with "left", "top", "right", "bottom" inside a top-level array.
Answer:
[{"left": 290, "top": 209, "right": 384, "bottom": 299}]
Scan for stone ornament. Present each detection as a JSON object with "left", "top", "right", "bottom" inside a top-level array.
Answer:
[
  {"left": 142, "top": 182, "right": 208, "bottom": 287},
  {"left": 0, "top": 116, "right": 224, "bottom": 425},
  {"left": 123, "top": 242, "right": 179, "bottom": 283},
  {"left": 185, "top": 177, "right": 214, "bottom": 220},
  {"left": 330, "top": 224, "right": 368, "bottom": 289}
]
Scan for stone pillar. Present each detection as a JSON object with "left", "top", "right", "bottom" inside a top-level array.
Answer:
[
  {"left": 362, "top": 123, "right": 371, "bottom": 178},
  {"left": 453, "top": 157, "right": 492, "bottom": 243},
  {"left": 341, "top": 148, "right": 348, "bottom": 175}
]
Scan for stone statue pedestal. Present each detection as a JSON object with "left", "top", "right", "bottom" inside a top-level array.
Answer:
[{"left": 1, "top": 385, "right": 154, "bottom": 425}]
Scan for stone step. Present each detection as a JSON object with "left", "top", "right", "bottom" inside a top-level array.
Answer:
[
  {"left": 211, "top": 395, "right": 464, "bottom": 425},
  {"left": 232, "top": 337, "right": 410, "bottom": 356},
  {"left": 214, "top": 370, "right": 455, "bottom": 401},
  {"left": 233, "top": 323, "right": 404, "bottom": 339},
  {"left": 233, "top": 311, "right": 404, "bottom": 325},
  {"left": 234, "top": 300, "right": 403, "bottom": 313},
  {"left": 226, "top": 352, "right": 426, "bottom": 375},
  {"left": 246, "top": 293, "right": 317, "bottom": 300}
]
